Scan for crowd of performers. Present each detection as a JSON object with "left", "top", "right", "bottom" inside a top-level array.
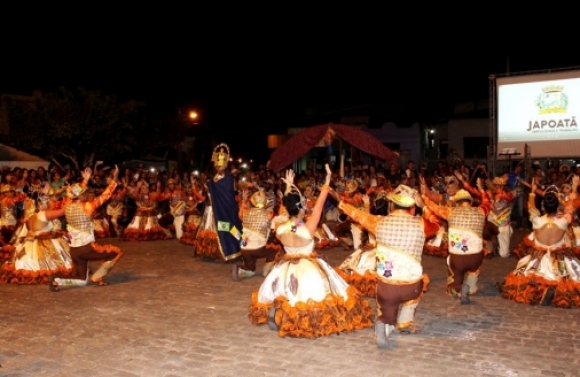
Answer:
[
  {"left": 2, "top": 143, "right": 580, "bottom": 348},
  {"left": 196, "top": 146, "right": 580, "bottom": 347},
  {"left": 0, "top": 165, "right": 123, "bottom": 290}
]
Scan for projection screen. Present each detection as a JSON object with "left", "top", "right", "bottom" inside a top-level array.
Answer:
[{"left": 496, "top": 69, "right": 580, "bottom": 158}]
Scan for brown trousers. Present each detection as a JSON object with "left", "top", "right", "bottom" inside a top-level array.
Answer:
[
  {"left": 240, "top": 246, "right": 277, "bottom": 272},
  {"left": 69, "top": 244, "right": 121, "bottom": 279},
  {"left": 447, "top": 251, "right": 483, "bottom": 294},
  {"left": 376, "top": 279, "right": 423, "bottom": 325}
]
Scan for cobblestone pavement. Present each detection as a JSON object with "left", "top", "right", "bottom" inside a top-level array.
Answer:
[{"left": 1, "top": 229, "right": 579, "bottom": 377}]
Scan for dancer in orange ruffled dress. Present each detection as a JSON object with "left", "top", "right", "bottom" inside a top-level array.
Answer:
[{"left": 498, "top": 176, "right": 580, "bottom": 308}]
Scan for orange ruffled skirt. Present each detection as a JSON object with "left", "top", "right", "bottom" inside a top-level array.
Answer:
[{"left": 249, "top": 252, "right": 374, "bottom": 338}]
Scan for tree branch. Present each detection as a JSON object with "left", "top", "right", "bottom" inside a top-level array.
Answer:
[{"left": 59, "top": 150, "right": 78, "bottom": 171}]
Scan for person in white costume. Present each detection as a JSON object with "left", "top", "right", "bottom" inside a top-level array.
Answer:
[
  {"left": 248, "top": 164, "right": 373, "bottom": 338},
  {"left": 1, "top": 188, "right": 72, "bottom": 284},
  {"left": 498, "top": 176, "right": 580, "bottom": 307}
]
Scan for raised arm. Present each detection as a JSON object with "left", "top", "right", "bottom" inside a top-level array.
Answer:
[
  {"left": 80, "top": 167, "right": 92, "bottom": 188},
  {"left": 527, "top": 177, "right": 541, "bottom": 221},
  {"left": 305, "top": 164, "right": 331, "bottom": 235},
  {"left": 421, "top": 193, "right": 452, "bottom": 221},
  {"left": 454, "top": 170, "right": 480, "bottom": 198},
  {"left": 414, "top": 191, "right": 441, "bottom": 238},
  {"left": 476, "top": 178, "right": 492, "bottom": 217},
  {"left": 419, "top": 175, "right": 444, "bottom": 204}
]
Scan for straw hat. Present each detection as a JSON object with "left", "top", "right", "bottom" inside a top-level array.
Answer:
[
  {"left": 559, "top": 164, "right": 571, "bottom": 173},
  {"left": 250, "top": 189, "right": 267, "bottom": 209},
  {"left": 344, "top": 179, "right": 359, "bottom": 194},
  {"left": 66, "top": 183, "right": 87, "bottom": 199},
  {"left": 453, "top": 189, "right": 473, "bottom": 202},
  {"left": 492, "top": 176, "right": 507, "bottom": 186},
  {"left": 386, "top": 184, "right": 416, "bottom": 207}
]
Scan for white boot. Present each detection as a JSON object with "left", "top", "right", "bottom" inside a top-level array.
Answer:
[
  {"left": 231, "top": 265, "right": 255, "bottom": 281},
  {"left": 322, "top": 223, "right": 338, "bottom": 241},
  {"left": 54, "top": 277, "right": 88, "bottom": 287},
  {"left": 51, "top": 270, "right": 89, "bottom": 292},
  {"left": 351, "top": 224, "right": 362, "bottom": 250},
  {"left": 91, "top": 252, "right": 123, "bottom": 284}
]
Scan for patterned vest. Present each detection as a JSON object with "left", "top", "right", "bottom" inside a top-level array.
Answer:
[
  {"left": 65, "top": 202, "right": 92, "bottom": 232},
  {"left": 376, "top": 212, "right": 424, "bottom": 261},
  {"left": 447, "top": 206, "right": 485, "bottom": 255},
  {"left": 242, "top": 208, "right": 271, "bottom": 240},
  {"left": 375, "top": 212, "right": 424, "bottom": 282}
]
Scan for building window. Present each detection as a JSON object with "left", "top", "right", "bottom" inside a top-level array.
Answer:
[
  {"left": 463, "top": 137, "right": 490, "bottom": 159},
  {"left": 439, "top": 139, "right": 448, "bottom": 159}
]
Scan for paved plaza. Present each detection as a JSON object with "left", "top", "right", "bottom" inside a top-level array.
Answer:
[{"left": 1, "top": 229, "right": 579, "bottom": 377}]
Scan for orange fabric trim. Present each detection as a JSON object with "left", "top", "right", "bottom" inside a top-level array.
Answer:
[
  {"left": 335, "top": 267, "right": 377, "bottom": 297},
  {"left": 249, "top": 285, "right": 373, "bottom": 338},
  {"left": 193, "top": 230, "right": 223, "bottom": 261},
  {"left": 314, "top": 238, "right": 342, "bottom": 249},
  {"left": 1, "top": 263, "right": 74, "bottom": 285},
  {"left": 499, "top": 272, "right": 580, "bottom": 308},
  {"left": 423, "top": 241, "right": 449, "bottom": 258}
]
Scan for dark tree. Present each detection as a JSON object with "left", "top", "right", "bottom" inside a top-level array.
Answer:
[{"left": 7, "top": 87, "right": 142, "bottom": 169}]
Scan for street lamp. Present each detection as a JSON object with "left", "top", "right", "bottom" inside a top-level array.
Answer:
[
  {"left": 178, "top": 110, "right": 200, "bottom": 172},
  {"left": 189, "top": 111, "right": 199, "bottom": 124}
]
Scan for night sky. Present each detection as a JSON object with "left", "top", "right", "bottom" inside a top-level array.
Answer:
[{"left": 3, "top": 17, "right": 579, "bottom": 165}]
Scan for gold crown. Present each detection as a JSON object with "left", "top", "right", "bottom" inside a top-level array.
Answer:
[
  {"left": 542, "top": 85, "right": 563, "bottom": 93},
  {"left": 212, "top": 143, "right": 230, "bottom": 168}
]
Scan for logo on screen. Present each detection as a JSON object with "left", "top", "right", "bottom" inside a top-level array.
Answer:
[{"left": 536, "top": 85, "right": 568, "bottom": 114}]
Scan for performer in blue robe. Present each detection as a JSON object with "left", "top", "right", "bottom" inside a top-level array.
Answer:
[{"left": 194, "top": 143, "right": 242, "bottom": 262}]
